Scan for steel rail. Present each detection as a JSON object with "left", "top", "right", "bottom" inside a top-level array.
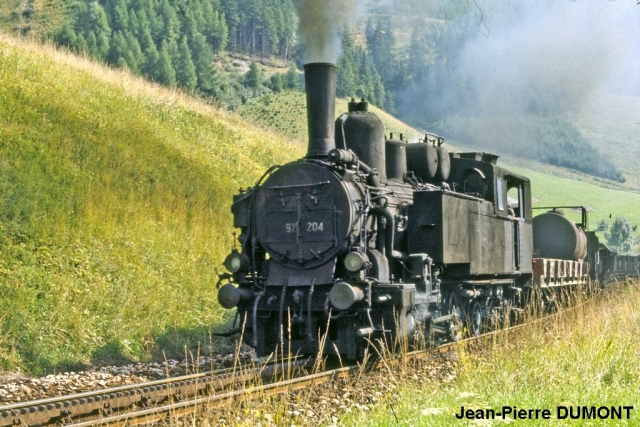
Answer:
[
  {"left": 0, "top": 358, "right": 313, "bottom": 427},
  {"left": 68, "top": 366, "right": 357, "bottom": 427},
  {"left": 65, "top": 317, "right": 550, "bottom": 427}
]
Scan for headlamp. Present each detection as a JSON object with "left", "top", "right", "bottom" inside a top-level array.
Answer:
[
  {"left": 224, "top": 251, "right": 248, "bottom": 273},
  {"left": 344, "top": 251, "right": 368, "bottom": 272}
]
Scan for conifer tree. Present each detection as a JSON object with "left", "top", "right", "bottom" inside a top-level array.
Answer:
[
  {"left": 183, "top": 15, "right": 199, "bottom": 40},
  {"left": 136, "top": 8, "right": 151, "bottom": 37},
  {"left": 139, "top": 26, "right": 155, "bottom": 52},
  {"left": 56, "top": 23, "right": 77, "bottom": 48},
  {"left": 116, "top": 57, "right": 128, "bottom": 69},
  {"left": 187, "top": 0, "right": 206, "bottom": 32},
  {"left": 84, "top": 1, "right": 111, "bottom": 60},
  {"left": 191, "top": 33, "right": 217, "bottom": 93},
  {"left": 270, "top": 73, "right": 283, "bottom": 93},
  {"left": 110, "top": 0, "right": 130, "bottom": 33},
  {"left": 141, "top": 28, "right": 160, "bottom": 76},
  {"left": 337, "top": 30, "right": 358, "bottom": 98},
  {"left": 175, "top": 36, "right": 198, "bottom": 91},
  {"left": 214, "top": 12, "right": 229, "bottom": 51},
  {"left": 75, "top": 34, "right": 89, "bottom": 55},
  {"left": 166, "top": 37, "right": 179, "bottom": 66},
  {"left": 245, "top": 61, "right": 262, "bottom": 89},
  {"left": 159, "top": 0, "right": 181, "bottom": 42},
  {"left": 108, "top": 30, "right": 128, "bottom": 64},
  {"left": 279, "top": 0, "right": 295, "bottom": 59},
  {"left": 366, "top": 18, "right": 398, "bottom": 91},
  {"left": 140, "top": 0, "right": 163, "bottom": 43},
  {"left": 86, "top": 31, "right": 98, "bottom": 57},
  {"left": 221, "top": 0, "right": 240, "bottom": 50},
  {"left": 124, "top": 31, "right": 144, "bottom": 73},
  {"left": 285, "top": 64, "right": 299, "bottom": 90},
  {"left": 96, "top": 32, "right": 110, "bottom": 60},
  {"left": 129, "top": 10, "right": 141, "bottom": 36},
  {"left": 155, "top": 41, "right": 177, "bottom": 86},
  {"left": 89, "top": 1, "right": 112, "bottom": 39}
]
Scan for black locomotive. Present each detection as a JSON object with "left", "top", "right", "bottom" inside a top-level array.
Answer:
[{"left": 217, "top": 62, "right": 638, "bottom": 359}]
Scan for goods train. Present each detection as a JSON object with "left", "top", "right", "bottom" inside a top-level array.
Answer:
[{"left": 216, "top": 63, "right": 640, "bottom": 359}]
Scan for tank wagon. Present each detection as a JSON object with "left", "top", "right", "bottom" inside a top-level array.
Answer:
[
  {"left": 216, "top": 62, "right": 638, "bottom": 359},
  {"left": 533, "top": 206, "right": 640, "bottom": 287}
]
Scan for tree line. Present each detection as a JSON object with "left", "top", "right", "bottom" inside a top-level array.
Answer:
[
  {"left": 52, "top": 0, "right": 410, "bottom": 109},
  {"left": 55, "top": 0, "right": 298, "bottom": 97}
]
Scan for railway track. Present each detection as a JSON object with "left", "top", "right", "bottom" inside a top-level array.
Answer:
[
  {"left": 0, "top": 299, "right": 590, "bottom": 426},
  {"left": 0, "top": 357, "right": 315, "bottom": 427}
]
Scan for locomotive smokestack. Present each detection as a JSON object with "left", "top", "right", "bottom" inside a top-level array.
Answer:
[{"left": 304, "top": 63, "right": 336, "bottom": 158}]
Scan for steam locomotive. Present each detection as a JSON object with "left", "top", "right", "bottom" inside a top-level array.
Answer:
[{"left": 216, "top": 62, "right": 639, "bottom": 359}]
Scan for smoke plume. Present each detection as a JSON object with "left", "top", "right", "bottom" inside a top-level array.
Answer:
[
  {"left": 293, "top": 0, "right": 362, "bottom": 63},
  {"left": 398, "top": 0, "right": 640, "bottom": 182},
  {"left": 452, "top": 0, "right": 640, "bottom": 117}
]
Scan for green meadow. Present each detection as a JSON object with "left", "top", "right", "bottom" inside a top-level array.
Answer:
[{"left": 0, "top": 35, "right": 301, "bottom": 373}]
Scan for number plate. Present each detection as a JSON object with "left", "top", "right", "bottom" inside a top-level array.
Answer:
[{"left": 266, "top": 211, "right": 333, "bottom": 243}]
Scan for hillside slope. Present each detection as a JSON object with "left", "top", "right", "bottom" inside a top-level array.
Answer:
[
  {"left": 240, "top": 91, "right": 421, "bottom": 143},
  {"left": 0, "top": 35, "right": 301, "bottom": 372},
  {"left": 574, "top": 94, "right": 640, "bottom": 191}
]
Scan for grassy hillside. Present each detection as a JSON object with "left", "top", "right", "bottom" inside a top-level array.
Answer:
[
  {"left": 512, "top": 165, "right": 640, "bottom": 247},
  {"left": 0, "top": 0, "right": 68, "bottom": 38},
  {"left": 574, "top": 94, "right": 640, "bottom": 191},
  {"left": 0, "top": 35, "right": 301, "bottom": 373},
  {"left": 0, "top": 30, "right": 636, "bottom": 374}
]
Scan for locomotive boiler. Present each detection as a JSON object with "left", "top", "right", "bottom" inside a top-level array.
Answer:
[{"left": 217, "top": 62, "right": 537, "bottom": 359}]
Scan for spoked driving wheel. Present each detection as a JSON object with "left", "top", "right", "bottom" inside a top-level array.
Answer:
[
  {"left": 467, "top": 300, "right": 484, "bottom": 337},
  {"left": 444, "top": 292, "right": 465, "bottom": 341}
]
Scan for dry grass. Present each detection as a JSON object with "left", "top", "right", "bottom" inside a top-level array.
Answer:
[{"left": 342, "top": 281, "right": 640, "bottom": 426}]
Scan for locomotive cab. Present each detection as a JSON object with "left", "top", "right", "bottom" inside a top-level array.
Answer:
[{"left": 408, "top": 153, "right": 533, "bottom": 277}]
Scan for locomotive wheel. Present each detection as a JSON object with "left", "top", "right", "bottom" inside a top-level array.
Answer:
[
  {"left": 445, "top": 293, "right": 465, "bottom": 341},
  {"left": 467, "top": 301, "right": 483, "bottom": 337}
]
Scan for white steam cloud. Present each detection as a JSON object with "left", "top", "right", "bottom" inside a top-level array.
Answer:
[{"left": 455, "top": 0, "right": 640, "bottom": 116}]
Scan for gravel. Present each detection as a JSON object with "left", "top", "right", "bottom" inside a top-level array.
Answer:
[
  {"left": 0, "top": 351, "right": 253, "bottom": 405},
  {"left": 211, "top": 351, "right": 460, "bottom": 426},
  {"left": 1, "top": 348, "right": 459, "bottom": 426}
]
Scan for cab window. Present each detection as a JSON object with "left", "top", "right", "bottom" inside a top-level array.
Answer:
[{"left": 507, "top": 184, "right": 522, "bottom": 217}]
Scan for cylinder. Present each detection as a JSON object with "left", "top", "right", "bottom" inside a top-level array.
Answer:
[
  {"left": 385, "top": 139, "right": 407, "bottom": 182},
  {"left": 329, "top": 282, "right": 365, "bottom": 310},
  {"left": 335, "top": 111, "right": 387, "bottom": 181},
  {"left": 218, "top": 284, "right": 253, "bottom": 309},
  {"left": 348, "top": 98, "right": 358, "bottom": 112},
  {"left": 304, "top": 63, "right": 337, "bottom": 158},
  {"left": 406, "top": 143, "right": 438, "bottom": 182},
  {"left": 434, "top": 146, "right": 451, "bottom": 182},
  {"left": 533, "top": 211, "right": 587, "bottom": 260}
]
